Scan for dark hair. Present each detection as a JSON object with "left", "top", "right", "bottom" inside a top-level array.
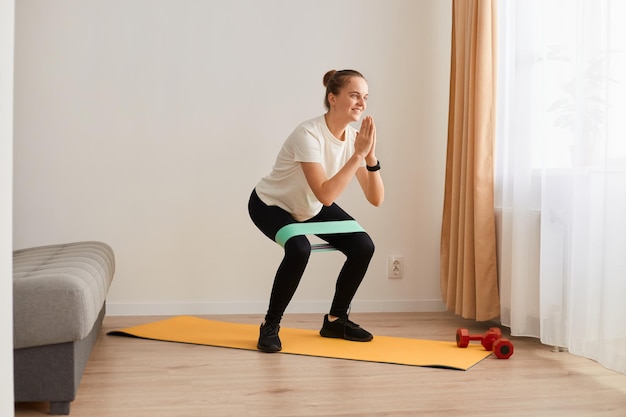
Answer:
[{"left": 323, "top": 69, "right": 366, "bottom": 110}]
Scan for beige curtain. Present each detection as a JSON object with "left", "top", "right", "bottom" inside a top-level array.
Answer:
[{"left": 440, "top": 0, "right": 499, "bottom": 321}]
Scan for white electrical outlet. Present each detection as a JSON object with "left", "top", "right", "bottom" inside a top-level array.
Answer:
[{"left": 387, "top": 256, "right": 404, "bottom": 279}]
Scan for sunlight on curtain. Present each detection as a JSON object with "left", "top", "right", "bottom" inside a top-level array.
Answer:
[
  {"left": 496, "top": 0, "right": 626, "bottom": 374},
  {"left": 441, "top": 0, "right": 500, "bottom": 321}
]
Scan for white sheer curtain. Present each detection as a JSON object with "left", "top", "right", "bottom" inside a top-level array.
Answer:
[{"left": 496, "top": 0, "right": 626, "bottom": 374}]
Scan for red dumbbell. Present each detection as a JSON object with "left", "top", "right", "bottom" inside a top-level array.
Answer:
[
  {"left": 456, "top": 327, "right": 514, "bottom": 359},
  {"left": 456, "top": 327, "right": 502, "bottom": 351}
]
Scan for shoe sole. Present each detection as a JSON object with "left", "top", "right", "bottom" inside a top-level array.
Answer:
[{"left": 257, "top": 343, "right": 282, "bottom": 352}]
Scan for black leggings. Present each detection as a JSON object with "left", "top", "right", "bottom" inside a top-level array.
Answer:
[{"left": 248, "top": 189, "right": 375, "bottom": 324}]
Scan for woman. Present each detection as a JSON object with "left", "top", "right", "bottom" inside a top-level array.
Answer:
[{"left": 248, "top": 69, "right": 384, "bottom": 352}]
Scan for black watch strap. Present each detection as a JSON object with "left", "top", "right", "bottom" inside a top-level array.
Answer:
[{"left": 366, "top": 160, "right": 381, "bottom": 172}]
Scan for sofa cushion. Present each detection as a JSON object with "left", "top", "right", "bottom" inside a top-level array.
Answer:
[{"left": 13, "top": 241, "right": 115, "bottom": 349}]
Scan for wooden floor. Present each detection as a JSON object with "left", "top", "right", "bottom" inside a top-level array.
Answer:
[{"left": 15, "top": 312, "right": 626, "bottom": 417}]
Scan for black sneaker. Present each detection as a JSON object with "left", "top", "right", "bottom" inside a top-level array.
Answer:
[
  {"left": 257, "top": 322, "right": 282, "bottom": 352},
  {"left": 319, "top": 314, "right": 373, "bottom": 342}
]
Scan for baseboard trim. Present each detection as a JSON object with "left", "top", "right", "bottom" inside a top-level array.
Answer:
[{"left": 106, "top": 299, "right": 446, "bottom": 316}]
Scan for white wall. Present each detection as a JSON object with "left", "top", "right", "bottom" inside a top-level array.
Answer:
[
  {"left": 1, "top": 0, "right": 14, "bottom": 413},
  {"left": 13, "top": 0, "right": 451, "bottom": 316}
]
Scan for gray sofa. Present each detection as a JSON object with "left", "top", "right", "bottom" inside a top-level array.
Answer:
[{"left": 13, "top": 241, "right": 115, "bottom": 415}]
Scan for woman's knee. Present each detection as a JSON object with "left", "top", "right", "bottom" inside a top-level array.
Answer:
[
  {"left": 347, "top": 233, "right": 375, "bottom": 259},
  {"left": 284, "top": 236, "right": 312, "bottom": 260}
]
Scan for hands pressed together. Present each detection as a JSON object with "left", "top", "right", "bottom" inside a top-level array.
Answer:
[{"left": 355, "top": 116, "right": 377, "bottom": 166}]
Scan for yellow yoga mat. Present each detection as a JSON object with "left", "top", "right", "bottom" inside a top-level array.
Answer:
[{"left": 108, "top": 316, "right": 491, "bottom": 371}]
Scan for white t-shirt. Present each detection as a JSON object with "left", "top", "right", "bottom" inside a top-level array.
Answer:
[{"left": 255, "top": 115, "right": 363, "bottom": 221}]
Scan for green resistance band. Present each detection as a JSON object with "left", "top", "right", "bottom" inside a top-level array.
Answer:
[{"left": 274, "top": 220, "right": 366, "bottom": 252}]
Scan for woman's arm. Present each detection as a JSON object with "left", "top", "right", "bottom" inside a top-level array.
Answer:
[
  {"left": 301, "top": 116, "right": 384, "bottom": 207},
  {"left": 355, "top": 164, "right": 384, "bottom": 206},
  {"left": 301, "top": 153, "right": 363, "bottom": 207}
]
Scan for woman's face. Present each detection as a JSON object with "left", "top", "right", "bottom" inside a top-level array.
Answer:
[{"left": 329, "top": 77, "right": 368, "bottom": 122}]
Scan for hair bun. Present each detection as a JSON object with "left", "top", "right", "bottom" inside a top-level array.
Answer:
[{"left": 323, "top": 70, "right": 337, "bottom": 87}]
